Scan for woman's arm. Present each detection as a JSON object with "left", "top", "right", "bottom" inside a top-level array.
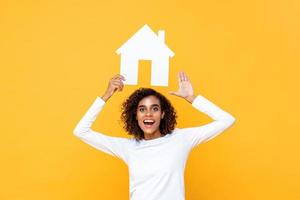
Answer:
[
  {"left": 73, "top": 74, "right": 131, "bottom": 163},
  {"left": 178, "top": 94, "right": 235, "bottom": 150},
  {"left": 169, "top": 71, "right": 235, "bottom": 150}
]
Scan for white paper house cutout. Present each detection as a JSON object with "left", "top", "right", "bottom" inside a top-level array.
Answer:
[{"left": 116, "top": 24, "right": 175, "bottom": 86}]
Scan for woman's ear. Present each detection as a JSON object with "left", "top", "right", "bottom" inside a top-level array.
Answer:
[{"left": 162, "top": 112, "right": 165, "bottom": 119}]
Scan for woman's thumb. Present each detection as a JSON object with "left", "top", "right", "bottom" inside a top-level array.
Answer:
[{"left": 169, "top": 91, "right": 179, "bottom": 96}]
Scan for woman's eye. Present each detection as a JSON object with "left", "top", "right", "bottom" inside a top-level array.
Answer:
[{"left": 138, "top": 107, "right": 159, "bottom": 112}]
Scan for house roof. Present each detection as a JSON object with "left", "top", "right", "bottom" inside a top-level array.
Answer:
[{"left": 116, "top": 24, "right": 175, "bottom": 57}]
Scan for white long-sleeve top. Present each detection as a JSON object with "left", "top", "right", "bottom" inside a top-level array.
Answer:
[{"left": 73, "top": 94, "right": 235, "bottom": 200}]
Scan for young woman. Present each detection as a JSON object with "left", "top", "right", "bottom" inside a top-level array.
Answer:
[{"left": 73, "top": 71, "right": 236, "bottom": 200}]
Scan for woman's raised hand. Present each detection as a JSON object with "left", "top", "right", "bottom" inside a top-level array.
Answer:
[
  {"left": 169, "top": 71, "right": 196, "bottom": 103},
  {"left": 101, "top": 74, "right": 126, "bottom": 102}
]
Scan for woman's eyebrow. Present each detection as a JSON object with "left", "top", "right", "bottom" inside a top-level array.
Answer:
[{"left": 138, "top": 104, "right": 160, "bottom": 108}]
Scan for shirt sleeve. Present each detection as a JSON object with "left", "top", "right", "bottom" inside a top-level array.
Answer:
[
  {"left": 73, "top": 96, "right": 131, "bottom": 164},
  {"left": 178, "top": 94, "right": 236, "bottom": 150}
]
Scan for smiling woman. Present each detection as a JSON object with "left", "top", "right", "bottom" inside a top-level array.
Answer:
[
  {"left": 121, "top": 88, "right": 177, "bottom": 141},
  {"left": 73, "top": 71, "right": 236, "bottom": 200}
]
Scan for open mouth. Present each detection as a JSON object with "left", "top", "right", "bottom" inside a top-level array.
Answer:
[{"left": 143, "top": 119, "right": 155, "bottom": 128}]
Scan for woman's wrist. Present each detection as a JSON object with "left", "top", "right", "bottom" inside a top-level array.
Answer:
[
  {"left": 101, "top": 92, "right": 111, "bottom": 102},
  {"left": 185, "top": 95, "right": 196, "bottom": 104}
]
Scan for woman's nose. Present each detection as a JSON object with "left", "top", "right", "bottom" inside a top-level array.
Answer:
[{"left": 145, "top": 110, "right": 153, "bottom": 116}]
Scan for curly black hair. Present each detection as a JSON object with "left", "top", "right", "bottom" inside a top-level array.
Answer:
[{"left": 121, "top": 88, "right": 177, "bottom": 142}]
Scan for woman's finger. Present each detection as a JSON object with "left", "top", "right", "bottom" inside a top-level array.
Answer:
[
  {"left": 179, "top": 71, "right": 184, "bottom": 82},
  {"left": 178, "top": 71, "right": 183, "bottom": 82},
  {"left": 112, "top": 82, "right": 123, "bottom": 91},
  {"left": 111, "top": 80, "right": 124, "bottom": 87},
  {"left": 112, "top": 77, "right": 125, "bottom": 85},
  {"left": 113, "top": 74, "right": 126, "bottom": 81},
  {"left": 118, "top": 83, "right": 124, "bottom": 91},
  {"left": 117, "top": 81, "right": 124, "bottom": 89},
  {"left": 112, "top": 81, "right": 123, "bottom": 88},
  {"left": 186, "top": 74, "right": 190, "bottom": 82},
  {"left": 113, "top": 74, "right": 122, "bottom": 79},
  {"left": 181, "top": 71, "right": 186, "bottom": 81}
]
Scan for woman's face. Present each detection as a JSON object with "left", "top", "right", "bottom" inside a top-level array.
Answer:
[{"left": 136, "top": 95, "right": 165, "bottom": 138}]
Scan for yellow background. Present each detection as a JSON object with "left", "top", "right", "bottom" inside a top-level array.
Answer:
[{"left": 1, "top": 0, "right": 299, "bottom": 199}]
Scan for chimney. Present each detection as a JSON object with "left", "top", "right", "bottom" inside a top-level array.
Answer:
[{"left": 158, "top": 30, "right": 165, "bottom": 43}]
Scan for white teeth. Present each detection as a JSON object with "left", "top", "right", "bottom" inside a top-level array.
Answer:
[{"left": 144, "top": 119, "right": 155, "bottom": 123}]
